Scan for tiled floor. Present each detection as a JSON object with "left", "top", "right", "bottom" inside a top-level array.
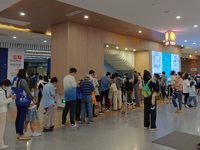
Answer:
[{"left": 4, "top": 97, "right": 200, "bottom": 150}]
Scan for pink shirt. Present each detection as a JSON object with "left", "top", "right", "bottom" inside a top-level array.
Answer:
[{"left": 173, "top": 78, "right": 183, "bottom": 91}]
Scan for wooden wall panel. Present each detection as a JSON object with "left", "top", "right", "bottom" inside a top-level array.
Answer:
[
  {"left": 51, "top": 22, "right": 69, "bottom": 95},
  {"left": 181, "top": 59, "right": 199, "bottom": 75},
  {"left": 135, "top": 51, "right": 150, "bottom": 75}
]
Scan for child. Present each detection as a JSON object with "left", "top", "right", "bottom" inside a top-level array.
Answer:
[
  {"left": 190, "top": 76, "right": 197, "bottom": 88},
  {"left": 186, "top": 81, "right": 198, "bottom": 109},
  {"left": 125, "top": 77, "right": 135, "bottom": 108},
  {"left": 24, "top": 88, "right": 41, "bottom": 137},
  {"left": 151, "top": 74, "right": 160, "bottom": 110}
]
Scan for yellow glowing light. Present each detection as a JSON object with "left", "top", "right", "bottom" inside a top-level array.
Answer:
[
  {"left": 165, "top": 32, "right": 169, "bottom": 41},
  {"left": 170, "top": 32, "right": 176, "bottom": 41},
  {"left": 45, "top": 32, "right": 51, "bottom": 36},
  {"left": 0, "top": 24, "right": 31, "bottom": 32},
  {"left": 189, "top": 55, "right": 192, "bottom": 59}
]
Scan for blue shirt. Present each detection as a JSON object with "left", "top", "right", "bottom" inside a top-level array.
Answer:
[
  {"left": 100, "top": 76, "right": 110, "bottom": 91},
  {"left": 80, "top": 79, "right": 95, "bottom": 95},
  {"left": 42, "top": 83, "right": 55, "bottom": 108},
  {"left": 33, "top": 76, "right": 38, "bottom": 82},
  {"left": 189, "top": 86, "right": 196, "bottom": 97}
]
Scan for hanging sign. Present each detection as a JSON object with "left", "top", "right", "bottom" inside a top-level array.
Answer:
[{"left": 165, "top": 31, "right": 176, "bottom": 46}]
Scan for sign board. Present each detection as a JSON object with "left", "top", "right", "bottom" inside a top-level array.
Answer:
[
  {"left": 165, "top": 31, "right": 176, "bottom": 46},
  {"left": 7, "top": 49, "right": 24, "bottom": 81},
  {"left": 190, "top": 59, "right": 197, "bottom": 71}
]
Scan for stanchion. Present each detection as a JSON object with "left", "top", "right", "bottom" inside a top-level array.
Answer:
[{"left": 123, "top": 92, "right": 128, "bottom": 115}]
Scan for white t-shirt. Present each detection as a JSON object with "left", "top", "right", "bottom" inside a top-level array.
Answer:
[
  {"left": 183, "top": 79, "right": 190, "bottom": 93},
  {"left": 171, "top": 76, "right": 176, "bottom": 85}
]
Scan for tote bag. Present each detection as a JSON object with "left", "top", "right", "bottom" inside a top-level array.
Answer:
[
  {"left": 76, "top": 87, "right": 83, "bottom": 100},
  {"left": 110, "top": 83, "right": 117, "bottom": 92},
  {"left": 15, "top": 79, "right": 31, "bottom": 107},
  {"left": 91, "top": 91, "right": 97, "bottom": 104}
]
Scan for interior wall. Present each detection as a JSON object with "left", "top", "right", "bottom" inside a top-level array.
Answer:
[
  {"left": 135, "top": 51, "right": 150, "bottom": 76},
  {"left": 181, "top": 58, "right": 199, "bottom": 75},
  {"left": 51, "top": 22, "right": 104, "bottom": 95}
]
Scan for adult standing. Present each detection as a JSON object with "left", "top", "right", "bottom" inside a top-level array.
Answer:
[
  {"left": 80, "top": 75, "right": 95, "bottom": 124},
  {"left": 195, "top": 73, "right": 200, "bottom": 94},
  {"left": 160, "top": 72, "right": 168, "bottom": 100},
  {"left": 89, "top": 70, "right": 98, "bottom": 117},
  {"left": 112, "top": 73, "right": 123, "bottom": 111},
  {"left": 172, "top": 72, "right": 183, "bottom": 113},
  {"left": 100, "top": 72, "right": 111, "bottom": 112},
  {"left": 0, "top": 79, "right": 15, "bottom": 149},
  {"left": 133, "top": 70, "right": 140, "bottom": 107},
  {"left": 42, "top": 77, "right": 58, "bottom": 132},
  {"left": 37, "top": 76, "right": 48, "bottom": 110},
  {"left": 143, "top": 71, "right": 159, "bottom": 130},
  {"left": 138, "top": 72, "right": 143, "bottom": 101},
  {"left": 15, "top": 69, "right": 33, "bottom": 140},
  {"left": 183, "top": 73, "right": 190, "bottom": 106},
  {"left": 62, "top": 68, "right": 78, "bottom": 127}
]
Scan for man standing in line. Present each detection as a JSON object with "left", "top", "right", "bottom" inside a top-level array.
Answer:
[
  {"left": 133, "top": 70, "right": 140, "bottom": 107},
  {"left": 160, "top": 72, "right": 168, "bottom": 101},
  {"left": 80, "top": 75, "right": 95, "bottom": 124},
  {"left": 100, "top": 72, "right": 111, "bottom": 112},
  {"left": 89, "top": 70, "right": 98, "bottom": 117},
  {"left": 62, "top": 68, "right": 79, "bottom": 127},
  {"left": 42, "top": 77, "right": 58, "bottom": 132}
]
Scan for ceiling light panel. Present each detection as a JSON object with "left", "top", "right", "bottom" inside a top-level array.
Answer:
[
  {"left": 0, "top": 17, "right": 30, "bottom": 26},
  {"left": 26, "top": 50, "right": 51, "bottom": 53},
  {"left": 65, "top": 10, "right": 82, "bottom": 17}
]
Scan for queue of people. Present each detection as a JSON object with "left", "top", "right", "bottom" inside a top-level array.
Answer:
[{"left": 1, "top": 67, "right": 200, "bottom": 149}]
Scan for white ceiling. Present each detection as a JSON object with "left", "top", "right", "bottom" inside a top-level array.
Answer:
[
  {"left": 58, "top": 0, "right": 200, "bottom": 49},
  {"left": 0, "top": 0, "right": 19, "bottom": 12},
  {"left": 0, "top": 28, "right": 51, "bottom": 45}
]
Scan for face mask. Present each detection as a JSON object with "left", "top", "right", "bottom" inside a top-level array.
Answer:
[
  {"left": 31, "top": 92, "right": 34, "bottom": 97},
  {"left": 3, "top": 87, "right": 9, "bottom": 91}
]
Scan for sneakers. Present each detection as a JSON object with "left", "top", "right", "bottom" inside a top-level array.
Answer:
[
  {"left": 105, "top": 109, "right": 110, "bottom": 112},
  {"left": 150, "top": 128, "right": 159, "bottom": 131},
  {"left": 32, "top": 131, "right": 42, "bottom": 137},
  {"left": 99, "top": 111, "right": 104, "bottom": 114},
  {"left": 43, "top": 128, "right": 53, "bottom": 132},
  {"left": 132, "top": 105, "right": 135, "bottom": 109},
  {"left": 112, "top": 109, "right": 118, "bottom": 112},
  {"left": 185, "top": 105, "right": 189, "bottom": 108},
  {"left": 62, "top": 122, "right": 69, "bottom": 126},
  {"left": 19, "top": 135, "right": 31, "bottom": 140},
  {"left": 87, "top": 121, "right": 94, "bottom": 124},
  {"left": 117, "top": 109, "right": 121, "bottom": 111},
  {"left": 93, "top": 114, "right": 98, "bottom": 117},
  {"left": 50, "top": 125, "right": 54, "bottom": 129},
  {"left": 151, "top": 105, "right": 155, "bottom": 110},
  {"left": 70, "top": 123, "right": 79, "bottom": 128},
  {"left": 0, "top": 145, "right": 9, "bottom": 149}
]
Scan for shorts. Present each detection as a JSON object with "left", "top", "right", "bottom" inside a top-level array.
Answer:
[
  {"left": 25, "top": 108, "right": 37, "bottom": 122},
  {"left": 95, "top": 95, "right": 101, "bottom": 102}
]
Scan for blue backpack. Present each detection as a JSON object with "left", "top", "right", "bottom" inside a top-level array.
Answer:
[{"left": 15, "top": 79, "right": 31, "bottom": 107}]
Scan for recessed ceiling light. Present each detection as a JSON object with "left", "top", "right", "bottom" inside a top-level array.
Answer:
[
  {"left": 176, "top": 16, "right": 181, "bottom": 19},
  {"left": 44, "top": 40, "right": 47, "bottom": 43},
  {"left": 116, "top": 47, "right": 119, "bottom": 49},
  {"left": 13, "top": 36, "right": 17, "bottom": 39},
  {"left": 106, "top": 45, "right": 109, "bottom": 48},
  {"left": 193, "top": 43, "right": 196, "bottom": 45},
  {"left": 20, "top": 12, "right": 25, "bottom": 16},
  {"left": 125, "top": 48, "right": 128, "bottom": 50},
  {"left": 133, "top": 49, "right": 136, "bottom": 51},
  {"left": 194, "top": 25, "right": 198, "bottom": 28},
  {"left": 138, "top": 30, "right": 142, "bottom": 33},
  {"left": 84, "top": 15, "right": 89, "bottom": 19},
  {"left": 184, "top": 40, "right": 187, "bottom": 42},
  {"left": 195, "top": 51, "right": 197, "bottom": 53}
]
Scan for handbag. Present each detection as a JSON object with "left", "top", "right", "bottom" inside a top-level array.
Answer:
[
  {"left": 110, "top": 83, "right": 117, "bottom": 92},
  {"left": 91, "top": 91, "right": 97, "bottom": 104},
  {"left": 15, "top": 79, "right": 31, "bottom": 107},
  {"left": 76, "top": 87, "right": 83, "bottom": 100}
]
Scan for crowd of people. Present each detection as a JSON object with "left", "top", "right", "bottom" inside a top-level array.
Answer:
[{"left": 0, "top": 67, "right": 199, "bottom": 149}]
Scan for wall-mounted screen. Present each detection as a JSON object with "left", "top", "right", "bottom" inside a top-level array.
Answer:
[{"left": 152, "top": 51, "right": 179, "bottom": 80}]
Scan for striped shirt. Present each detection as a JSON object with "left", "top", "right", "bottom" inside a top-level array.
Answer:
[{"left": 80, "top": 79, "right": 95, "bottom": 95}]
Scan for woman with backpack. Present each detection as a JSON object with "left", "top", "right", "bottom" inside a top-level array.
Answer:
[
  {"left": 142, "top": 71, "right": 159, "bottom": 130},
  {"left": 15, "top": 69, "right": 34, "bottom": 140}
]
